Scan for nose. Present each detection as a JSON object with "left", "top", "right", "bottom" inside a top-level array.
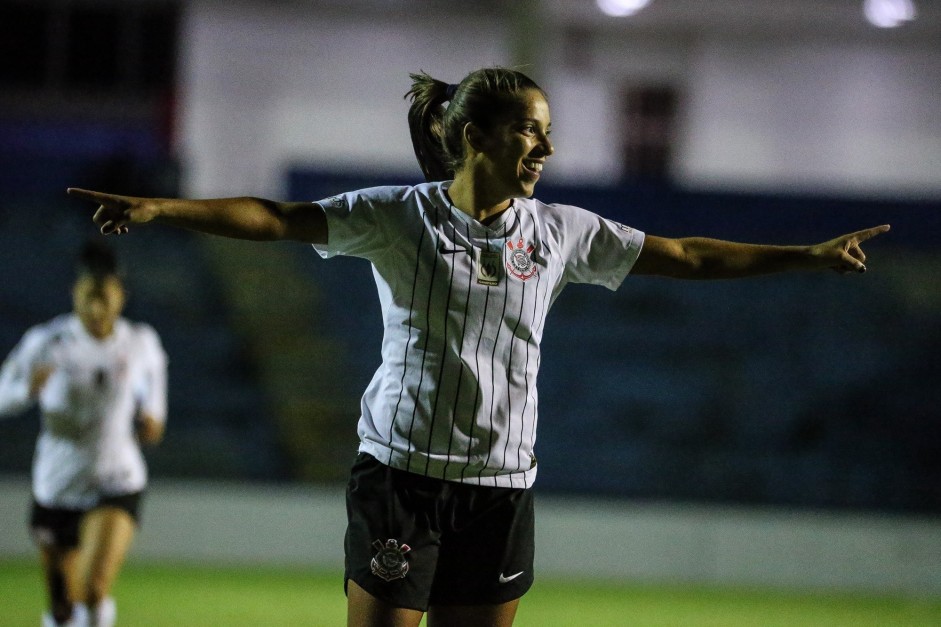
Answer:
[
  {"left": 539, "top": 133, "right": 554, "bottom": 157},
  {"left": 87, "top": 298, "right": 110, "bottom": 322}
]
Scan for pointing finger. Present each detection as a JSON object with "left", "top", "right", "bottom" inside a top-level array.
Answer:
[
  {"left": 67, "top": 188, "right": 121, "bottom": 205},
  {"left": 67, "top": 187, "right": 101, "bottom": 202},
  {"left": 852, "top": 224, "right": 891, "bottom": 243}
]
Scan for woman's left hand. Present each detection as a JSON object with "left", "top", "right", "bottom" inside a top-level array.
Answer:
[{"left": 812, "top": 224, "right": 891, "bottom": 274}]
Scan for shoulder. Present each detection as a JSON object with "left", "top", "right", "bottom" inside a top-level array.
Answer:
[
  {"left": 5, "top": 315, "right": 70, "bottom": 360},
  {"left": 24, "top": 314, "right": 72, "bottom": 343},
  {"left": 319, "top": 183, "right": 444, "bottom": 234},
  {"left": 126, "top": 320, "right": 161, "bottom": 343},
  {"left": 120, "top": 320, "right": 165, "bottom": 353},
  {"left": 519, "top": 196, "right": 602, "bottom": 230},
  {"left": 326, "top": 182, "right": 439, "bottom": 208}
]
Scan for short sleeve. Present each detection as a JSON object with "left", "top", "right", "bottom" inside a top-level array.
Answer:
[
  {"left": 135, "top": 325, "right": 168, "bottom": 424},
  {"left": 311, "top": 187, "right": 398, "bottom": 260},
  {"left": 556, "top": 205, "right": 645, "bottom": 290}
]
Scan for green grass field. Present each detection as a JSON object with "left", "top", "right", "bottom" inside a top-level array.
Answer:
[{"left": 1, "top": 559, "right": 938, "bottom": 626}]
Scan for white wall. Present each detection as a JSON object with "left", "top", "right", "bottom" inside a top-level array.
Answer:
[
  {"left": 678, "top": 40, "right": 941, "bottom": 197},
  {"left": 179, "top": 1, "right": 511, "bottom": 198},
  {"left": 177, "top": 1, "right": 941, "bottom": 200},
  {"left": 2, "top": 476, "right": 939, "bottom": 595}
]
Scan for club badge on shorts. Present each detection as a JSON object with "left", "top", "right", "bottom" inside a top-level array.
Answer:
[
  {"left": 371, "top": 538, "right": 411, "bottom": 581},
  {"left": 506, "top": 238, "right": 538, "bottom": 281}
]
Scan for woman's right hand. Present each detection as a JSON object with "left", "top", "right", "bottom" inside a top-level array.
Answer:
[
  {"left": 29, "top": 365, "right": 54, "bottom": 397},
  {"left": 67, "top": 188, "right": 160, "bottom": 235}
]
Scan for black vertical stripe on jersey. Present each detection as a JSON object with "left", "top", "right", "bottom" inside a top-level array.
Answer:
[
  {"left": 388, "top": 215, "right": 428, "bottom": 466},
  {"left": 423, "top": 216, "right": 460, "bottom": 476},
  {"left": 479, "top": 222, "right": 512, "bottom": 485},
  {"left": 442, "top": 219, "right": 474, "bottom": 480},
  {"left": 460, "top": 244, "right": 491, "bottom": 483},
  {"left": 404, "top": 210, "right": 444, "bottom": 476}
]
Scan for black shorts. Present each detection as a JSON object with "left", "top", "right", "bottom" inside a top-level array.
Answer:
[
  {"left": 29, "top": 492, "right": 143, "bottom": 549},
  {"left": 344, "top": 453, "right": 535, "bottom": 612}
]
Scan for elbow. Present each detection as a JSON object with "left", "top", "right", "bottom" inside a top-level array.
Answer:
[
  {"left": 675, "top": 242, "right": 741, "bottom": 280},
  {"left": 247, "top": 211, "right": 290, "bottom": 241},
  {"left": 660, "top": 249, "right": 711, "bottom": 280},
  {"left": 635, "top": 236, "right": 709, "bottom": 279}
]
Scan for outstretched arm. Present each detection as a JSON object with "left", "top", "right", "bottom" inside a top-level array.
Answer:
[
  {"left": 632, "top": 225, "right": 890, "bottom": 279},
  {"left": 66, "top": 188, "right": 327, "bottom": 243}
]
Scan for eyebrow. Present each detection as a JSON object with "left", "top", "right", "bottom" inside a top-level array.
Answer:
[{"left": 520, "top": 117, "right": 551, "bottom": 128}]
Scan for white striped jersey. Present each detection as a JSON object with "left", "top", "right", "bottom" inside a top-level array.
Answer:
[
  {"left": 0, "top": 314, "right": 167, "bottom": 508},
  {"left": 314, "top": 181, "right": 644, "bottom": 488}
]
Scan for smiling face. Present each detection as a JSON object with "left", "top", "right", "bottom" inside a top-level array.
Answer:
[{"left": 474, "top": 88, "right": 554, "bottom": 202}]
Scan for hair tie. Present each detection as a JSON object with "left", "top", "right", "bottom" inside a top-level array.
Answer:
[{"left": 445, "top": 83, "right": 458, "bottom": 101}]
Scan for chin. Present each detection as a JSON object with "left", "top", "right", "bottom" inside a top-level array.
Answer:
[
  {"left": 512, "top": 179, "right": 538, "bottom": 197},
  {"left": 508, "top": 189, "right": 535, "bottom": 201}
]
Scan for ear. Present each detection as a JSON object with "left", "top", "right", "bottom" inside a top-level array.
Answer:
[{"left": 462, "top": 122, "right": 488, "bottom": 154}]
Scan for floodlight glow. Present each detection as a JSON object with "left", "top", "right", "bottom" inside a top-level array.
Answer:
[
  {"left": 596, "top": 0, "right": 652, "bottom": 18},
  {"left": 863, "top": 0, "right": 916, "bottom": 28}
]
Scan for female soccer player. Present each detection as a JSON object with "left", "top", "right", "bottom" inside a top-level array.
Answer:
[
  {"left": 0, "top": 241, "right": 168, "bottom": 627},
  {"left": 67, "top": 67, "right": 887, "bottom": 627}
]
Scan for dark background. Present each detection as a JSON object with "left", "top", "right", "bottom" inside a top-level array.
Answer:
[{"left": 1, "top": 0, "right": 938, "bottom": 515}]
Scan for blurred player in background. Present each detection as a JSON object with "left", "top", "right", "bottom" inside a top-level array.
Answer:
[
  {"left": 0, "top": 241, "right": 168, "bottom": 627},
  {"left": 67, "top": 67, "right": 887, "bottom": 626}
]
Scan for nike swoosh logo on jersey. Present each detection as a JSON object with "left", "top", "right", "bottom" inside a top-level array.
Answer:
[
  {"left": 438, "top": 243, "right": 469, "bottom": 254},
  {"left": 499, "top": 571, "right": 524, "bottom": 584}
]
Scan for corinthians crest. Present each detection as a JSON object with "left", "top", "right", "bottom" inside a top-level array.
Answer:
[
  {"left": 370, "top": 538, "right": 411, "bottom": 581},
  {"left": 506, "top": 238, "right": 538, "bottom": 281}
]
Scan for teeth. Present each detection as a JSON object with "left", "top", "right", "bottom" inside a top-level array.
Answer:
[{"left": 525, "top": 161, "right": 543, "bottom": 172}]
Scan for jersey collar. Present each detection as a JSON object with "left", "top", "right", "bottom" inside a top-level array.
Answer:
[{"left": 437, "top": 182, "right": 519, "bottom": 236}]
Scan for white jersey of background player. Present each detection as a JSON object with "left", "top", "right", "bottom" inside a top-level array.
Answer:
[
  {"left": 0, "top": 241, "right": 167, "bottom": 627},
  {"left": 0, "top": 312, "right": 166, "bottom": 506}
]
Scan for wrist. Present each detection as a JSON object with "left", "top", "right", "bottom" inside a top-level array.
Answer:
[{"left": 803, "top": 243, "right": 828, "bottom": 270}]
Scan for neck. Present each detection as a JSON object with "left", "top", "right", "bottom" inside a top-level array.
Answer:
[
  {"left": 78, "top": 316, "right": 114, "bottom": 340},
  {"left": 448, "top": 171, "right": 512, "bottom": 224}
]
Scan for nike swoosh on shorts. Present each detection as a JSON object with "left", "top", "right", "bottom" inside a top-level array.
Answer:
[{"left": 499, "top": 571, "right": 524, "bottom": 584}]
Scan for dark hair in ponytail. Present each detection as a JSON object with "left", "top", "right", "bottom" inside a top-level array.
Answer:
[
  {"left": 77, "top": 239, "right": 121, "bottom": 281},
  {"left": 405, "top": 67, "right": 545, "bottom": 182}
]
